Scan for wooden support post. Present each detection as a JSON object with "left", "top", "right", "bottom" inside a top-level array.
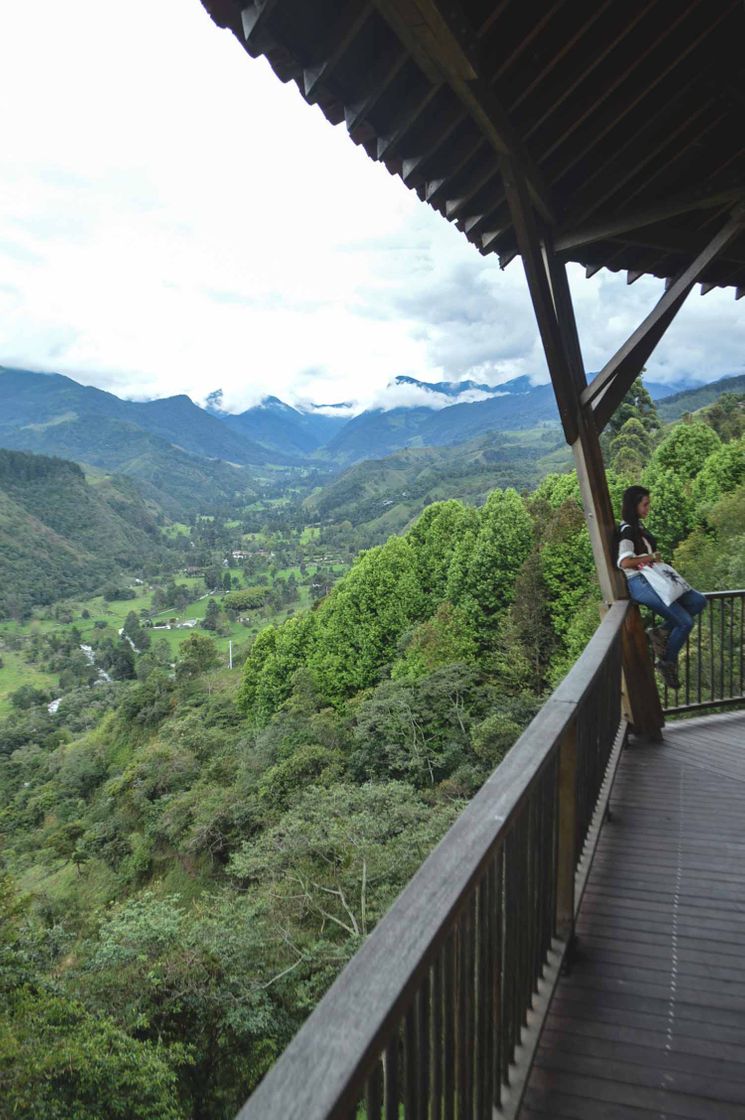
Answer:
[
  {"left": 622, "top": 605, "right": 664, "bottom": 740},
  {"left": 570, "top": 415, "right": 621, "bottom": 604},
  {"left": 501, "top": 158, "right": 578, "bottom": 442},
  {"left": 503, "top": 162, "right": 665, "bottom": 738},
  {"left": 542, "top": 256, "right": 626, "bottom": 603},
  {"left": 556, "top": 719, "right": 577, "bottom": 943}
]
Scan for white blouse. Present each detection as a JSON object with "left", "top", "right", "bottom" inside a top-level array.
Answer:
[{"left": 617, "top": 522, "right": 654, "bottom": 581}]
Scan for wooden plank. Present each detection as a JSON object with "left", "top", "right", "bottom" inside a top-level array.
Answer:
[
  {"left": 534, "top": 1045, "right": 745, "bottom": 1102},
  {"left": 542, "top": 1012, "right": 745, "bottom": 1065},
  {"left": 555, "top": 722, "right": 577, "bottom": 940},
  {"left": 519, "top": 714, "right": 745, "bottom": 1120},
  {"left": 563, "top": 960, "right": 745, "bottom": 1001},
  {"left": 555, "top": 187, "right": 745, "bottom": 252},
  {"left": 303, "top": 3, "right": 371, "bottom": 98},
  {"left": 528, "top": 1056, "right": 745, "bottom": 1116},
  {"left": 547, "top": 990, "right": 745, "bottom": 1046},
  {"left": 522, "top": 1101, "right": 674, "bottom": 1120}
]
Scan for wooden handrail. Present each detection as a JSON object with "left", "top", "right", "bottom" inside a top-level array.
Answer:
[{"left": 235, "top": 601, "right": 629, "bottom": 1120}]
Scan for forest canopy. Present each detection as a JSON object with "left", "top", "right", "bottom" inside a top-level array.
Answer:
[{"left": 0, "top": 386, "right": 743, "bottom": 1118}]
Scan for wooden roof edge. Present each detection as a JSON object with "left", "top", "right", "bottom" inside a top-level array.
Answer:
[{"left": 199, "top": 0, "right": 745, "bottom": 295}]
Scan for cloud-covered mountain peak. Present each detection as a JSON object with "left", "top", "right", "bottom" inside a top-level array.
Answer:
[{"left": 380, "top": 374, "right": 511, "bottom": 411}]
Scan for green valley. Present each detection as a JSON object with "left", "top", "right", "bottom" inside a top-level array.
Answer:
[{"left": 1, "top": 378, "right": 743, "bottom": 1118}]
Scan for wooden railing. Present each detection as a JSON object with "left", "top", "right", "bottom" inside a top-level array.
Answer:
[
  {"left": 653, "top": 590, "right": 745, "bottom": 715},
  {"left": 235, "top": 602, "right": 629, "bottom": 1120}
]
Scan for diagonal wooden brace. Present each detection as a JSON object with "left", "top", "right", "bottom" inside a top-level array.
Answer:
[{"left": 582, "top": 209, "right": 745, "bottom": 433}]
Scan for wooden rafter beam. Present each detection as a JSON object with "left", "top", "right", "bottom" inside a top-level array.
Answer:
[
  {"left": 523, "top": 4, "right": 651, "bottom": 146},
  {"left": 448, "top": 75, "right": 554, "bottom": 224},
  {"left": 537, "top": 0, "right": 715, "bottom": 168},
  {"left": 589, "top": 227, "right": 745, "bottom": 269},
  {"left": 373, "top": 0, "right": 555, "bottom": 223},
  {"left": 425, "top": 133, "right": 483, "bottom": 204},
  {"left": 542, "top": 247, "right": 586, "bottom": 395},
  {"left": 377, "top": 83, "right": 440, "bottom": 160},
  {"left": 445, "top": 163, "right": 499, "bottom": 219},
  {"left": 507, "top": 0, "right": 614, "bottom": 116},
  {"left": 583, "top": 209, "right": 745, "bottom": 432},
  {"left": 490, "top": 0, "right": 567, "bottom": 84},
  {"left": 555, "top": 188, "right": 745, "bottom": 252},
  {"left": 554, "top": 86, "right": 714, "bottom": 231},
  {"left": 400, "top": 102, "right": 463, "bottom": 184},
  {"left": 303, "top": 3, "right": 371, "bottom": 99},
  {"left": 344, "top": 47, "right": 407, "bottom": 133},
  {"left": 241, "top": 0, "right": 280, "bottom": 47},
  {"left": 501, "top": 158, "right": 575, "bottom": 440}
]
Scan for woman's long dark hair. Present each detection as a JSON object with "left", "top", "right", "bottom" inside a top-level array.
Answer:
[{"left": 621, "top": 485, "right": 650, "bottom": 553}]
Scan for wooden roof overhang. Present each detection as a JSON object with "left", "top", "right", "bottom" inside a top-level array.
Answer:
[
  {"left": 200, "top": 1, "right": 740, "bottom": 716},
  {"left": 202, "top": 0, "right": 745, "bottom": 296}
]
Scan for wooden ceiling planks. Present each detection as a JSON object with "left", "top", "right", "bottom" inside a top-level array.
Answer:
[{"left": 200, "top": 0, "right": 745, "bottom": 293}]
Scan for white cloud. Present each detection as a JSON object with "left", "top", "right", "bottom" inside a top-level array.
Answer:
[{"left": 0, "top": 1, "right": 742, "bottom": 412}]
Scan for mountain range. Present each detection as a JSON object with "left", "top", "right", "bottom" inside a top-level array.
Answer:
[{"left": 1, "top": 367, "right": 737, "bottom": 511}]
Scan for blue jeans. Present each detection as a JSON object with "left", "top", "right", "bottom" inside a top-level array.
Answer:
[{"left": 627, "top": 577, "right": 707, "bottom": 663}]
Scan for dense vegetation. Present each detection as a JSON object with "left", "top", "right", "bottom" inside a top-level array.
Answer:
[
  {"left": 0, "top": 385, "right": 743, "bottom": 1118},
  {"left": 0, "top": 450, "right": 172, "bottom": 618}
]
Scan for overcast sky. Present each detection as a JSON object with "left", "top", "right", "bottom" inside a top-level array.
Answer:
[{"left": 1, "top": 1, "right": 743, "bottom": 414}]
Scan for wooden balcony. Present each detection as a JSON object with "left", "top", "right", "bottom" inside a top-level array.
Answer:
[
  {"left": 522, "top": 710, "right": 745, "bottom": 1119},
  {"left": 234, "top": 593, "right": 744, "bottom": 1119}
]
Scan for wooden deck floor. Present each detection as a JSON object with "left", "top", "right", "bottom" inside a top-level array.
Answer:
[{"left": 521, "top": 710, "right": 745, "bottom": 1120}]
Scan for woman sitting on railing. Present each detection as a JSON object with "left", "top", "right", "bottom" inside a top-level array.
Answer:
[{"left": 617, "top": 485, "right": 707, "bottom": 691}]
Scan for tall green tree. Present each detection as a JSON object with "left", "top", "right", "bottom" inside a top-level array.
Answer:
[
  {"left": 605, "top": 376, "right": 660, "bottom": 439},
  {"left": 646, "top": 421, "right": 721, "bottom": 481},
  {"left": 238, "top": 614, "right": 316, "bottom": 724},
  {"left": 609, "top": 417, "right": 654, "bottom": 477},
  {"left": 692, "top": 437, "right": 745, "bottom": 508},
  {"left": 447, "top": 488, "right": 533, "bottom": 649},
  {"left": 406, "top": 500, "right": 479, "bottom": 603},
  {"left": 177, "top": 633, "right": 219, "bottom": 678},
  {"left": 308, "top": 536, "right": 426, "bottom": 704}
]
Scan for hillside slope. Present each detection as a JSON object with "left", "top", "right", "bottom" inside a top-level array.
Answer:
[
  {"left": 0, "top": 449, "right": 167, "bottom": 617},
  {"left": 305, "top": 426, "right": 569, "bottom": 543},
  {"left": 657, "top": 373, "right": 745, "bottom": 420}
]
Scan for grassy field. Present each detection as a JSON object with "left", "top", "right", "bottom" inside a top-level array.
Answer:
[
  {"left": 0, "top": 564, "right": 333, "bottom": 711},
  {"left": 162, "top": 522, "right": 191, "bottom": 539},
  {"left": 0, "top": 648, "right": 58, "bottom": 716}
]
